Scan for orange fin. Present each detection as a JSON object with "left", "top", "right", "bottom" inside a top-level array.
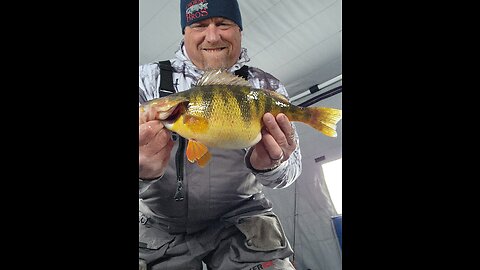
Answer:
[
  {"left": 184, "top": 115, "right": 209, "bottom": 133},
  {"left": 186, "top": 140, "right": 209, "bottom": 164},
  {"left": 196, "top": 151, "right": 211, "bottom": 167},
  {"left": 305, "top": 107, "right": 342, "bottom": 137}
]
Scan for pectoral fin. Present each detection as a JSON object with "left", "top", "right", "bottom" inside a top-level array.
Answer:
[
  {"left": 184, "top": 115, "right": 209, "bottom": 133},
  {"left": 186, "top": 140, "right": 210, "bottom": 167}
]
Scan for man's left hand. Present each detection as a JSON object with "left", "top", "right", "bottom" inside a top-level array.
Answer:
[{"left": 250, "top": 113, "right": 297, "bottom": 171}]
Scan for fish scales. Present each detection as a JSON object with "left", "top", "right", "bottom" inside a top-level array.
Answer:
[{"left": 206, "top": 86, "right": 260, "bottom": 144}]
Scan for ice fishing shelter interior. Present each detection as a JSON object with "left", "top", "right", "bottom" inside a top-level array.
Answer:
[{"left": 140, "top": 0, "right": 343, "bottom": 269}]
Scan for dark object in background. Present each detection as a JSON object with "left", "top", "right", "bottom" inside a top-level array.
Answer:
[{"left": 332, "top": 215, "right": 342, "bottom": 250}]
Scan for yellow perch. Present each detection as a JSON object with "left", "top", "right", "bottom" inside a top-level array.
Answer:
[{"left": 139, "top": 70, "right": 342, "bottom": 167}]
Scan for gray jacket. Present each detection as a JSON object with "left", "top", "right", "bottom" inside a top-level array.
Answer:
[{"left": 139, "top": 41, "right": 302, "bottom": 234}]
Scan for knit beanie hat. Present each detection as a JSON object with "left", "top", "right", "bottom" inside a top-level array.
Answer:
[{"left": 180, "top": 0, "right": 243, "bottom": 34}]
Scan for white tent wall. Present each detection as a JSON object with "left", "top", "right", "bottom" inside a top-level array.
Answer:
[{"left": 263, "top": 94, "right": 342, "bottom": 270}]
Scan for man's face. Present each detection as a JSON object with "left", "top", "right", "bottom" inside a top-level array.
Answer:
[{"left": 184, "top": 17, "right": 242, "bottom": 70}]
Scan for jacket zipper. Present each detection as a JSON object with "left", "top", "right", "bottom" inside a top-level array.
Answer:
[{"left": 173, "top": 136, "right": 186, "bottom": 201}]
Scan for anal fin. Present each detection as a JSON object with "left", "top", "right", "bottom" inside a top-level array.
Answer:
[
  {"left": 186, "top": 140, "right": 210, "bottom": 167},
  {"left": 196, "top": 151, "right": 211, "bottom": 168}
]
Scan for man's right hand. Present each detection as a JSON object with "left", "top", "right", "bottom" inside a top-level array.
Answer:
[{"left": 139, "top": 120, "right": 174, "bottom": 180}]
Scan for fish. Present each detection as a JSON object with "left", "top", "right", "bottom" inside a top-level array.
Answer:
[{"left": 139, "top": 69, "right": 342, "bottom": 167}]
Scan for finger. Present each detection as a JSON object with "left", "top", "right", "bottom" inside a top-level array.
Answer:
[
  {"left": 153, "top": 138, "right": 174, "bottom": 157},
  {"left": 152, "top": 129, "right": 173, "bottom": 149},
  {"left": 263, "top": 113, "right": 288, "bottom": 147},
  {"left": 140, "top": 132, "right": 173, "bottom": 160},
  {"left": 249, "top": 138, "right": 271, "bottom": 170},
  {"left": 139, "top": 137, "right": 174, "bottom": 162},
  {"left": 260, "top": 128, "right": 283, "bottom": 160},
  {"left": 139, "top": 139, "right": 173, "bottom": 179},
  {"left": 252, "top": 133, "right": 268, "bottom": 157},
  {"left": 139, "top": 121, "right": 160, "bottom": 145},
  {"left": 276, "top": 113, "right": 295, "bottom": 146},
  {"left": 139, "top": 121, "right": 166, "bottom": 146},
  {"left": 140, "top": 106, "right": 160, "bottom": 124},
  {"left": 139, "top": 110, "right": 146, "bottom": 125},
  {"left": 139, "top": 107, "right": 153, "bottom": 125}
]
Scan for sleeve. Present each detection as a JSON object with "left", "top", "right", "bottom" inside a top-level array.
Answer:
[
  {"left": 245, "top": 69, "right": 303, "bottom": 189},
  {"left": 139, "top": 64, "right": 164, "bottom": 190},
  {"left": 139, "top": 64, "right": 161, "bottom": 105}
]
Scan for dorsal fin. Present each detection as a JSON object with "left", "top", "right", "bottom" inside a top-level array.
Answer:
[{"left": 197, "top": 69, "right": 251, "bottom": 87}]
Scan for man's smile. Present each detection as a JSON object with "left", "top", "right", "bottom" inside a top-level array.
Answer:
[{"left": 202, "top": 47, "right": 227, "bottom": 52}]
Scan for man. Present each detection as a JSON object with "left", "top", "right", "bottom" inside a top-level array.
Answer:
[{"left": 139, "top": 0, "right": 301, "bottom": 269}]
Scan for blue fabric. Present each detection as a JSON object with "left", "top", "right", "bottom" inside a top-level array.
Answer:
[
  {"left": 180, "top": 0, "right": 243, "bottom": 33},
  {"left": 332, "top": 215, "right": 342, "bottom": 250}
]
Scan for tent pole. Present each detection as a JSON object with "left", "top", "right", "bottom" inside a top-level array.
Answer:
[{"left": 289, "top": 74, "right": 342, "bottom": 103}]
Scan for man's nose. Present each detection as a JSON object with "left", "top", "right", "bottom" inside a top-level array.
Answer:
[{"left": 205, "top": 24, "right": 221, "bottom": 43}]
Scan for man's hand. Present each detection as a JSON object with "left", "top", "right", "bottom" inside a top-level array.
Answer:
[
  {"left": 139, "top": 120, "right": 174, "bottom": 180},
  {"left": 249, "top": 113, "right": 297, "bottom": 171}
]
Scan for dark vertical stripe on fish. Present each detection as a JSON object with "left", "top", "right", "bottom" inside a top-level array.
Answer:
[
  {"left": 252, "top": 89, "right": 261, "bottom": 119},
  {"left": 255, "top": 89, "right": 266, "bottom": 121},
  {"left": 190, "top": 87, "right": 200, "bottom": 116},
  {"left": 232, "top": 86, "right": 251, "bottom": 124},
  {"left": 201, "top": 86, "right": 214, "bottom": 119},
  {"left": 264, "top": 91, "right": 273, "bottom": 115},
  {"left": 219, "top": 86, "right": 230, "bottom": 109},
  {"left": 282, "top": 100, "right": 292, "bottom": 116}
]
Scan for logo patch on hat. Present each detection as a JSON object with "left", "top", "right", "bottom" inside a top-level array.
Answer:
[{"left": 185, "top": 0, "right": 209, "bottom": 23}]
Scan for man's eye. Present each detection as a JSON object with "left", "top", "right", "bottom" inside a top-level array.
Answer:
[
  {"left": 218, "top": 23, "right": 232, "bottom": 29},
  {"left": 191, "top": 24, "right": 206, "bottom": 29}
]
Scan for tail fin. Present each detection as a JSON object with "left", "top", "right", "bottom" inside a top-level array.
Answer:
[{"left": 304, "top": 107, "right": 342, "bottom": 137}]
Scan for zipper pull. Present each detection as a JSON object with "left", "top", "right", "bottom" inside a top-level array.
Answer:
[{"left": 174, "top": 179, "right": 184, "bottom": 201}]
